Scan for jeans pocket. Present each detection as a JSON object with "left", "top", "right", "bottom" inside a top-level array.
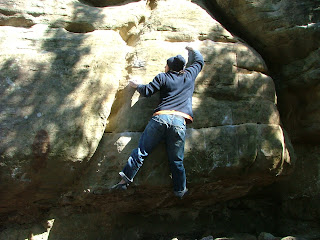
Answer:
[{"left": 173, "top": 125, "right": 186, "bottom": 140}]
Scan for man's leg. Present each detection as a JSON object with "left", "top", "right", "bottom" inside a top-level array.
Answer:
[
  {"left": 166, "top": 116, "right": 187, "bottom": 197},
  {"left": 118, "top": 116, "right": 166, "bottom": 186}
]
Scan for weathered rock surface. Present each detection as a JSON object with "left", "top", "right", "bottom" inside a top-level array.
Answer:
[
  {"left": 1, "top": 0, "right": 314, "bottom": 239},
  {"left": 203, "top": 0, "right": 320, "bottom": 237},
  {"left": 0, "top": 0, "right": 293, "bottom": 211},
  {"left": 0, "top": 25, "right": 128, "bottom": 213},
  {"left": 205, "top": 0, "right": 320, "bottom": 142}
]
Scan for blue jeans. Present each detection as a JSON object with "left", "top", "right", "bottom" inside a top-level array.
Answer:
[{"left": 120, "top": 114, "right": 187, "bottom": 193}]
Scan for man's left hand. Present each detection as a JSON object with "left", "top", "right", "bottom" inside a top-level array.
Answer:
[{"left": 129, "top": 78, "right": 140, "bottom": 88}]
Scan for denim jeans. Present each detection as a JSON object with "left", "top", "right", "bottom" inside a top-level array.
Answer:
[{"left": 120, "top": 114, "right": 187, "bottom": 193}]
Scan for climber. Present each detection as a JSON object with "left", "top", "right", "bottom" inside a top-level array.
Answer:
[{"left": 111, "top": 44, "right": 204, "bottom": 198}]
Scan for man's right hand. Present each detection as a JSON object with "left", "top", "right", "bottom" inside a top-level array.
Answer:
[{"left": 186, "top": 42, "right": 203, "bottom": 51}]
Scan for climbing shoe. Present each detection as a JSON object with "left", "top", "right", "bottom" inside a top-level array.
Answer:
[
  {"left": 110, "top": 182, "right": 129, "bottom": 191},
  {"left": 174, "top": 187, "right": 188, "bottom": 199}
]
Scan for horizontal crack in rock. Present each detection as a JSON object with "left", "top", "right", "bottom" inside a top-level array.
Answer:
[{"left": 0, "top": 15, "right": 35, "bottom": 28}]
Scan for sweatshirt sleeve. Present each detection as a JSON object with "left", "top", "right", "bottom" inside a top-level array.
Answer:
[
  {"left": 136, "top": 74, "right": 162, "bottom": 97},
  {"left": 185, "top": 50, "right": 204, "bottom": 77}
]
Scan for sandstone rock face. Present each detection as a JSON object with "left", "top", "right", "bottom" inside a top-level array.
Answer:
[
  {"left": 209, "top": 0, "right": 319, "bottom": 63},
  {"left": 204, "top": 0, "right": 320, "bottom": 236},
  {"left": 0, "top": 0, "right": 296, "bottom": 238},
  {"left": 206, "top": 0, "right": 320, "bottom": 142},
  {"left": 0, "top": 25, "right": 128, "bottom": 210}
]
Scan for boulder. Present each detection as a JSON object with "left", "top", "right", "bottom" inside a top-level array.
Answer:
[
  {"left": 77, "top": 0, "right": 294, "bottom": 209},
  {"left": 205, "top": 0, "right": 320, "bottom": 142},
  {"left": 0, "top": 22, "right": 128, "bottom": 210},
  {"left": 0, "top": 0, "right": 294, "bottom": 235},
  {"left": 203, "top": 0, "right": 320, "bottom": 236}
]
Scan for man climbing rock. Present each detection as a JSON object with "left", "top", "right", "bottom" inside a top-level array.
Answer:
[{"left": 112, "top": 44, "right": 204, "bottom": 198}]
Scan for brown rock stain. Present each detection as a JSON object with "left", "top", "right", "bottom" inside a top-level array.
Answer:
[{"left": 31, "top": 130, "right": 50, "bottom": 172}]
